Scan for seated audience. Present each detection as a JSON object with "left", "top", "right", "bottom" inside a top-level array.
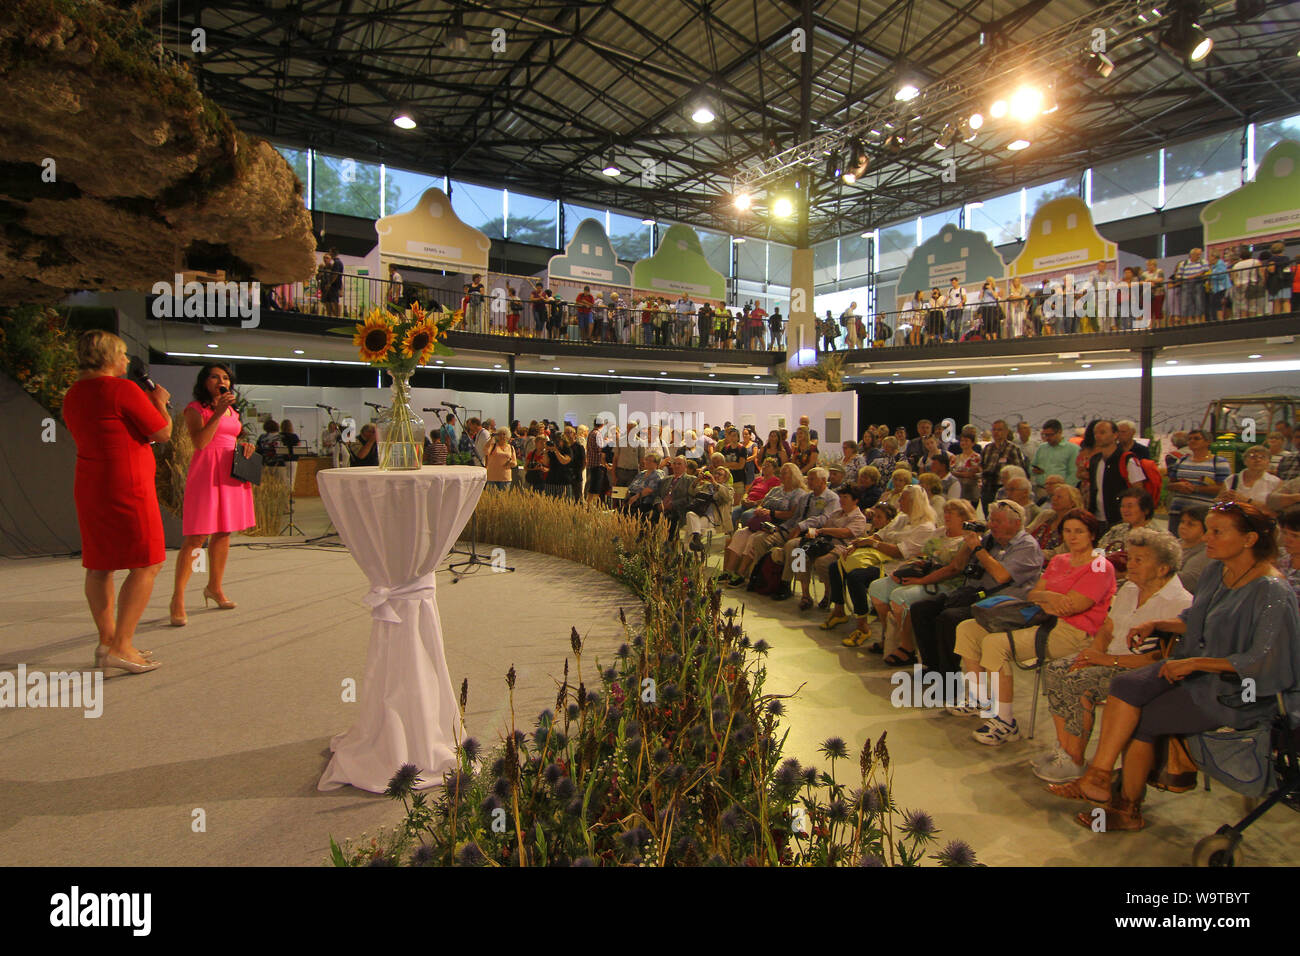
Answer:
[
  {"left": 1096, "top": 487, "right": 1156, "bottom": 578},
  {"left": 1279, "top": 505, "right": 1300, "bottom": 600},
  {"left": 733, "top": 457, "right": 781, "bottom": 527},
  {"left": 1219, "top": 444, "right": 1281, "bottom": 516},
  {"left": 1176, "top": 504, "right": 1211, "bottom": 593},
  {"left": 773, "top": 485, "right": 870, "bottom": 610},
  {"left": 1049, "top": 502, "right": 1299, "bottom": 833},
  {"left": 1025, "top": 482, "right": 1087, "bottom": 564},
  {"left": 949, "top": 508, "right": 1116, "bottom": 746},
  {"left": 719, "top": 463, "right": 806, "bottom": 584},
  {"left": 1035, "top": 528, "right": 1192, "bottom": 782},
  {"left": 929, "top": 452, "right": 961, "bottom": 500},
  {"left": 854, "top": 465, "right": 886, "bottom": 508},
  {"left": 882, "top": 467, "right": 914, "bottom": 509}
]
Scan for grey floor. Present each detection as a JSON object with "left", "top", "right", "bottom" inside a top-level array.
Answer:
[{"left": 1, "top": 497, "right": 1296, "bottom": 866}]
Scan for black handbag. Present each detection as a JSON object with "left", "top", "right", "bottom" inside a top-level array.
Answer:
[
  {"left": 798, "top": 535, "right": 835, "bottom": 560},
  {"left": 231, "top": 449, "right": 264, "bottom": 485},
  {"left": 894, "top": 557, "right": 939, "bottom": 581}
]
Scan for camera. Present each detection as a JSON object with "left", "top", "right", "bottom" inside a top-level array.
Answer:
[{"left": 962, "top": 521, "right": 988, "bottom": 534}]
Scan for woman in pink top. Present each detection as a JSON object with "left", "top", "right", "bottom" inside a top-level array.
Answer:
[
  {"left": 952, "top": 508, "right": 1117, "bottom": 746},
  {"left": 485, "top": 427, "right": 517, "bottom": 489},
  {"left": 169, "top": 364, "right": 256, "bottom": 625}
]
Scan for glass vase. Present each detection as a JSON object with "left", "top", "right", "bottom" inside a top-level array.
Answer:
[{"left": 377, "top": 369, "right": 425, "bottom": 471}]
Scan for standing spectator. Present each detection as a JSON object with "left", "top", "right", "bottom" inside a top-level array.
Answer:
[
  {"left": 952, "top": 425, "right": 984, "bottom": 505},
  {"left": 1170, "top": 248, "right": 1209, "bottom": 325},
  {"left": 1087, "top": 419, "right": 1147, "bottom": 530},
  {"left": 585, "top": 418, "right": 613, "bottom": 503},
  {"left": 904, "top": 419, "right": 935, "bottom": 471},
  {"left": 62, "top": 330, "right": 171, "bottom": 672},
  {"left": 1030, "top": 418, "right": 1076, "bottom": 500},
  {"left": 1006, "top": 276, "right": 1028, "bottom": 338},
  {"left": 901, "top": 290, "right": 924, "bottom": 346},
  {"left": 1206, "top": 249, "right": 1231, "bottom": 321},
  {"left": 467, "top": 273, "right": 486, "bottom": 333},
  {"left": 1141, "top": 258, "right": 1165, "bottom": 327},
  {"left": 1263, "top": 241, "right": 1292, "bottom": 314},
  {"left": 530, "top": 284, "right": 547, "bottom": 337},
  {"left": 750, "top": 301, "right": 768, "bottom": 349},
  {"left": 1165, "top": 428, "right": 1230, "bottom": 531},
  {"left": 976, "top": 277, "right": 1001, "bottom": 339},
  {"left": 386, "top": 263, "right": 404, "bottom": 312},
  {"left": 944, "top": 277, "right": 967, "bottom": 341},
  {"left": 575, "top": 286, "right": 595, "bottom": 341},
  {"left": 1231, "top": 245, "right": 1264, "bottom": 318},
  {"left": 819, "top": 309, "right": 839, "bottom": 351},
  {"left": 768, "top": 306, "right": 783, "bottom": 349},
  {"left": 697, "top": 301, "right": 713, "bottom": 348},
  {"left": 839, "top": 301, "right": 859, "bottom": 348},
  {"left": 321, "top": 250, "right": 344, "bottom": 317},
  {"left": 1115, "top": 419, "right": 1149, "bottom": 460},
  {"left": 485, "top": 428, "right": 517, "bottom": 490},
  {"left": 507, "top": 287, "right": 522, "bottom": 336},
  {"left": 1011, "top": 420, "right": 1040, "bottom": 466},
  {"left": 926, "top": 288, "right": 945, "bottom": 343},
  {"left": 978, "top": 419, "right": 1026, "bottom": 516}
]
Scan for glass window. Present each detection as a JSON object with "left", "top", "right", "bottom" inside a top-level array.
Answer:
[
  {"left": 967, "top": 190, "right": 1022, "bottom": 244},
  {"left": 383, "top": 166, "right": 444, "bottom": 216},
  {"left": 1165, "top": 131, "right": 1242, "bottom": 208},
  {"left": 506, "top": 190, "right": 558, "bottom": 247},
  {"left": 450, "top": 180, "right": 505, "bottom": 239},
  {"left": 920, "top": 207, "right": 961, "bottom": 242},
  {"left": 1256, "top": 112, "right": 1300, "bottom": 160},
  {"left": 768, "top": 242, "right": 793, "bottom": 286},
  {"left": 737, "top": 239, "right": 767, "bottom": 282},
  {"left": 562, "top": 202, "right": 607, "bottom": 244},
  {"left": 695, "top": 227, "right": 731, "bottom": 278},
  {"left": 608, "top": 211, "right": 651, "bottom": 261},
  {"left": 838, "top": 233, "right": 871, "bottom": 279},
  {"left": 877, "top": 222, "right": 914, "bottom": 271},
  {"left": 813, "top": 238, "right": 838, "bottom": 285},
  {"left": 1091, "top": 151, "right": 1158, "bottom": 223},
  {"left": 1026, "top": 177, "right": 1078, "bottom": 219},
  {"left": 312, "top": 151, "right": 382, "bottom": 219},
  {"left": 275, "top": 146, "right": 310, "bottom": 207}
]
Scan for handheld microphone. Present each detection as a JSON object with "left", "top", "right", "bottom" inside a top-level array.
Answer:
[{"left": 127, "top": 356, "right": 171, "bottom": 409}]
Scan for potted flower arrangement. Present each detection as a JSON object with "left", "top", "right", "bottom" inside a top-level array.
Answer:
[{"left": 336, "top": 303, "right": 461, "bottom": 470}]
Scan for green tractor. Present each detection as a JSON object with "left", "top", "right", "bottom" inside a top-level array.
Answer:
[{"left": 1200, "top": 395, "right": 1298, "bottom": 471}]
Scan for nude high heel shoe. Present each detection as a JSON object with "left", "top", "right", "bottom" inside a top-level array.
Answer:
[
  {"left": 203, "top": 587, "right": 236, "bottom": 610},
  {"left": 102, "top": 653, "right": 161, "bottom": 674},
  {"left": 95, "top": 644, "right": 152, "bottom": 666}
]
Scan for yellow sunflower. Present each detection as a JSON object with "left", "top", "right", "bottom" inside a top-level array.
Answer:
[
  {"left": 401, "top": 321, "right": 438, "bottom": 363},
  {"left": 354, "top": 313, "right": 395, "bottom": 362}
]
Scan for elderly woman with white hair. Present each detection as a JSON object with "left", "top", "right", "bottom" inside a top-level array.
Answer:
[
  {"left": 1032, "top": 527, "right": 1193, "bottom": 783},
  {"left": 825, "top": 485, "right": 937, "bottom": 649},
  {"left": 719, "top": 462, "right": 806, "bottom": 585},
  {"left": 876, "top": 435, "right": 908, "bottom": 475}
]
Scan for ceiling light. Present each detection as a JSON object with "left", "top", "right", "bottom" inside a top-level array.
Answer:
[
  {"left": 392, "top": 111, "right": 417, "bottom": 130},
  {"left": 841, "top": 173, "right": 857, "bottom": 184},
  {"left": 825, "top": 150, "right": 843, "bottom": 182},
  {"left": 947, "top": 370, "right": 956, "bottom": 375},
  {"left": 1166, "top": 359, "right": 1178, "bottom": 365},
  {"left": 1009, "top": 367, "right": 1019, "bottom": 371},
  {"left": 660, "top": 371, "right": 667, "bottom": 375},
  {"left": 968, "top": 111, "right": 985, "bottom": 131},
  {"left": 708, "top": 373, "right": 715, "bottom": 377},
  {"left": 444, "top": 19, "right": 469, "bottom": 53},
  {"left": 1190, "top": 35, "right": 1213, "bottom": 60},
  {"left": 733, "top": 236, "right": 746, "bottom": 243},
  {"left": 293, "top": 349, "right": 305, "bottom": 355},
  {"left": 772, "top": 196, "right": 794, "bottom": 218},
  {"left": 1249, "top": 353, "right": 1262, "bottom": 358},
  {"left": 753, "top": 375, "right": 761, "bottom": 379},
  {"left": 1091, "top": 51, "right": 1115, "bottom": 77},
  {"left": 435, "top": 359, "right": 444, "bottom": 364},
  {"left": 892, "top": 372, "right": 900, "bottom": 376},
  {"left": 895, "top": 83, "right": 919, "bottom": 102},
  {"left": 493, "top": 363, "right": 502, "bottom": 368},
  {"left": 691, "top": 104, "right": 715, "bottom": 124},
  {"left": 1080, "top": 363, "right": 1093, "bottom": 368},
  {"left": 989, "top": 98, "right": 1008, "bottom": 119},
  {"left": 734, "top": 192, "right": 752, "bottom": 212},
  {"left": 641, "top": 217, "right": 656, "bottom": 225},
  {"left": 552, "top": 366, "right": 560, "bottom": 371},
  {"left": 1008, "top": 85, "right": 1043, "bottom": 121},
  {"left": 1164, "top": 3, "right": 1213, "bottom": 62},
  {"left": 884, "top": 133, "right": 905, "bottom": 154},
  {"left": 206, "top": 343, "right": 219, "bottom": 348},
  {"left": 1008, "top": 139, "right": 1031, "bottom": 151},
  {"left": 934, "top": 123, "right": 957, "bottom": 150},
  {"left": 601, "top": 155, "right": 620, "bottom": 177},
  {"left": 844, "top": 138, "right": 870, "bottom": 183}
]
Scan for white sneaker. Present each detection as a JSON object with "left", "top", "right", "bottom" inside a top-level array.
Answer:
[
  {"left": 944, "top": 703, "right": 987, "bottom": 717},
  {"left": 1033, "top": 751, "right": 1086, "bottom": 783},
  {"left": 971, "top": 716, "right": 1020, "bottom": 746},
  {"left": 1029, "top": 747, "right": 1068, "bottom": 770}
]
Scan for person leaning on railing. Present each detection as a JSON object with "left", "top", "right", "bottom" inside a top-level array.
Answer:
[{"left": 1262, "top": 241, "right": 1293, "bottom": 315}]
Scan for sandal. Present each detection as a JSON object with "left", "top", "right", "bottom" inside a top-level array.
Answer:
[
  {"left": 1074, "top": 793, "right": 1145, "bottom": 832},
  {"left": 798, "top": 596, "right": 813, "bottom": 611},
  {"left": 883, "top": 649, "right": 917, "bottom": 667},
  {"left": 1047, "top": 765, "right": 1112, "bottom": 802}
]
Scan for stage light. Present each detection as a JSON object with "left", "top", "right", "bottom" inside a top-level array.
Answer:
[
  {"left": 772, "top": 196, "right": 794, "bottom": 218},
  {"left": 392, "top": 111, "right": 417, "bottom": 130},
  {"left": 934, "top": 123, "right": 957, "bottom": 150},
  {"left": 691, "top": 104, "right": 715, "bottom": 124},
  {"left": 1164, "top": 2, "right": 1213, "bottom": 62},
  {"left": 895, "top": 83, "right": 919, "bottom": 102},
  {"left": 1008, "top": 86, "right": 1043, "bottom": 121},
  {"left": 207, "top": 343, "right": 219, "bottom": 349},
  {"left": 1092, "top": 51, "right": 1116, "bottom": 77},
  {"left": 734, "top": 192, "right": 752, "bottom": 211},
  {"left": 841, "top": 172, "right": 857, "bottom": 185},
  {"left": 968, "top": 111, "right": 985, "bottom": 131},
  {"left": 1190, "top": 34, "right": 1213, "bottom": 60},
  {"left": 989, "top": 98, "right": 1008, "bottom": 119},
  {"left": 1008, "top": 139, "right": 1031, "bottom": 151},
  {"left": 444, "top": 15, "right": 469, "bottom": 52},
  {"left": 825, "top": 150, "right": 843, "bottom": 181},
  {"left": 601, "top": 154, "right": 620, "bottom": 177},
  {"left": 884, "top": 133, "right": 905, "bottom": 154},
  {"left": 293, "top": 349, "right": 305, "bottom": 355},
  {"left": 843, "top": 137, "right": 869, "bottom": 182}
]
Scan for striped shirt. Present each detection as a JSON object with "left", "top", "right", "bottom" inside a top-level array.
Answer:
[{"left": 1169, "top": 453, "right": 1230, "bottom": 505}]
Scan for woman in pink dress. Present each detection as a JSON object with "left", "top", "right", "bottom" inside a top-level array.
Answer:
[{"left": 169, "top": 363, "right": 256, "bottom": 624}]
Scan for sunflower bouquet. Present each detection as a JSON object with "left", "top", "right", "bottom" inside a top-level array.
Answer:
[{"left": 347, "top": 302, "right": 460, "bottom": 371}]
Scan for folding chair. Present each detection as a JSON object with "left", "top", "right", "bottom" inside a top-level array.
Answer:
[{"left": 1001, "top": 615, "right": 1059, "bottom": 739}]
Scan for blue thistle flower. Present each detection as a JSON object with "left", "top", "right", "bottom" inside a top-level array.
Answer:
[
  {"left": 565, "top": 797, "right": 584, "bottom": 817},
  {"left": 456, "top": 843, "right": 486, "bottom": 866},
  {"left": 901, "top": 809, "right": 938, "bottom": 839},
  {"left": 737, "top": 635, "right": 751, "bottom": 648},
  {"left": 616, "top": 644, "right": 631, "bottom": 659},
  {"left": 534, "top": 726, "right": 550, "bottom": 748},
  {"left": 775, "top": 758, "right": 801, "bottom": 786},
  {"left": 459, "top": 738, "right": 481, "bottom": 763},
  {"left": 512, "top": 729, "right": 528, "bottom": 749},
  {"left": 766, "top": 700, "right": 785, "bottom": 716},
  {"left": 730, "top": 723, "right": 754, "bottom": 746},
  {"left": 857, "top": 853, "right": 886, "bottom": 867},
  {"left": 490, "top": 757, "right": 506, "bottom": 777},
  {"left": 653, "top": 746, "right": 671, "bottom": 764},
  {"left": 550, "top": 729, "right": 568, "bottom": 749},
  {"left": 935, "top": 840, "right": 978, "bottom": 867},
  {"left": 801, "top": 766, "right": 820, "bottom": 786},
  {"left": 585, "top": 690, "right": 601, "bottom": 706},
  {"left": 711, "top": 708, "right": 726, "bottom": 726},
  {"left": 827, "top": 798, "right": 849, "bottom": 823},
  {"left": 758, "top": 735, "right": 775, "bottom": 756},
  {"left": 660, "top": 683, "right": 680, "bottom": 703},
  {"left": 366, "top": 855, "right": 395, "bottom": 867},
  {"left": 711, "top": 694, "right": 727, "bottom": 709},
  {"left": 571, "top": 856, "right": 595, "bottom": 867},
  {"left": 479, "top": 794, "right": 502, "bottom": 815},
  {"left": 566, "top": 703, "right": 580, "bottom": 721},
  {"left": 663, "top": 764, "right": 687, "bottom": 784},
  {"left": 664, "top": 653, "right": 680, "bottom": 668},
  {"left": 725, "top": 650, "right": 743, "bottom": 666},
  {"left": 619, "top": 825, "right": 651, "bottom": 849},
  {"left": 411, "top": 843, "right": 436, "bottom": 865},
  {"left": 543, "top": 763, "right": 563, "bottom": 785},
  {"left": 688, "top": 723, "right": 706, "bottom": 739},
  {"left": 625, "top": 720, "right": 642, "bottom": 737},
  {"left": 601, "top": 666, "right": 617, "bottom": 683},
  {"left": 554, "top": 777, "right": 575, "bottom": 801},
  {"left": 385, "top": 763, "right": 421, "bottom": 797},
  {"left": 441, "top": 769, "right": 473, "bottom": 799},
  {"left": 719, "top": 804, "right": 743, "bottom": 832},
  {"left": 752, "top": 639, "right": 770, "bottom": 655},
  {"left": 492, "top": 777, "right": 512, "bottom": 799},
  {"left": 535, "top": 710, "right": 554, "bottom": 728},
  {"left": 819, "top": 737, "right": 849, "bottom": 760}
]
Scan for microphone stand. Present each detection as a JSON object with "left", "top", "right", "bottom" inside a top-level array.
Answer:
[{"left": 440, "top": 402, "right": 513, "bottom": 582}]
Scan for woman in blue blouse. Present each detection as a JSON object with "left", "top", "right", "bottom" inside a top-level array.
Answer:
[{"left": 1049, "top": 501, "right": 1300, "bottom": 830}]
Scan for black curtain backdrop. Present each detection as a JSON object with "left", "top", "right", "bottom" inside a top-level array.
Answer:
[{"left": 853, "top": 383, "right": 970, "bottom": 440}]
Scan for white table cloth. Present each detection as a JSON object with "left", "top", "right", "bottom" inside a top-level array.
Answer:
[{"left": 316, "top": 466, "right": 486, "bottom": 792}]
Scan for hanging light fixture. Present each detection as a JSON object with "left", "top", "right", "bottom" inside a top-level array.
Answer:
[
  {"left": 934, "top": 123, "right": 957, "bottom": 150},
  {"left": 601, "top": 153, "right": 621, "bottom": 177},
  {"left": 391, "top": 109, "right": 417, "bottom": 130},
  {"left": 691, "top": 103, "right": 716, "bottom": 124},
  {"left": 1164, "top": 1, "right": 1213, "bottom": 61},
  {"left": 842, "top": 137, "right": 869, "bottom": 183},
  {"left": 444, "top": 13, "right": 469, "bottom": 52}
]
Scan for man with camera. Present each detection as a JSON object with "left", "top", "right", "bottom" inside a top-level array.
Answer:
[
  {"left": 737, "top": 467, "right": 838, "bottom": 584},
  {"left": 907, "top": 500, "right": 1043, "bottom": 693}
]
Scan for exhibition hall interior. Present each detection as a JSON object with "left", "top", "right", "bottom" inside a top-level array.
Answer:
[{"left": 4, "top": 0, "right": 1300, "bottom": 874}]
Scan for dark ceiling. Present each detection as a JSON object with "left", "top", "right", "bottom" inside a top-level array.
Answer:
[{"left": 172, "top": 0, "right": 1300, "bottom": 243}]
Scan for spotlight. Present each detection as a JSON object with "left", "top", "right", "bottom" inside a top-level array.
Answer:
[
  {"left": 1091, "top": 51, "right": 1116, "bottom": 77},
  {"left": 392, "top": 111, "right": 417, "bottom": 130},
  {"left": 989, "top": 98, "right": 1008, "bottom": 119},
  {"left": 884, "top": 133, "right": 905, "bottom": 154},
  {"left": 843, "top": 137, "right": 869, "bottom": 181},
  {"left": 444, "top": 16, "right": 469, "bottom": 52},
  {"left": 934, "top": 123, "right": 957, "bottom": 150},
  {"left": 825, "top": 150, "right": 844, "bottom": 181},
  {"left": 734, "top": 192, "right": 752, "bottom": 211},
  {"left": 968, "top": 112, "right": 985, "bottom": 131},
  {"left": 1008, "top": 86, "right": 1043, "bottom": 121},
  {"left": 772, "top": 196, "right": 794, "bottom": 218},
  {"left": 1008, "top": 139, "right": 1031, "bottom": 151},
  {"left": 895, "top": 83, "right": 919, "bottom": 102},
  {"left": 1164, "top": 2, "right": 1213, "bottom": 62},
  {"left": 841, "top": 172, "right": 857, "bottom": 185},
  {"left": 601, "top": 154, "right": 620, "bottom": 177},
  {"left": 691, "top": 104, "right": 715, "bottom": 124},
  {"left": 1190, "top": 34, "right": 1213, "bottom": 60}
]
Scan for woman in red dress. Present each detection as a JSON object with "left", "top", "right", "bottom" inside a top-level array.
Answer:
[
  {"left": 169, "top": 363, "right": 256, "bottom": 624},
  {"left": 61, "top": 331, "right": 171, "bottom": 674}
]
